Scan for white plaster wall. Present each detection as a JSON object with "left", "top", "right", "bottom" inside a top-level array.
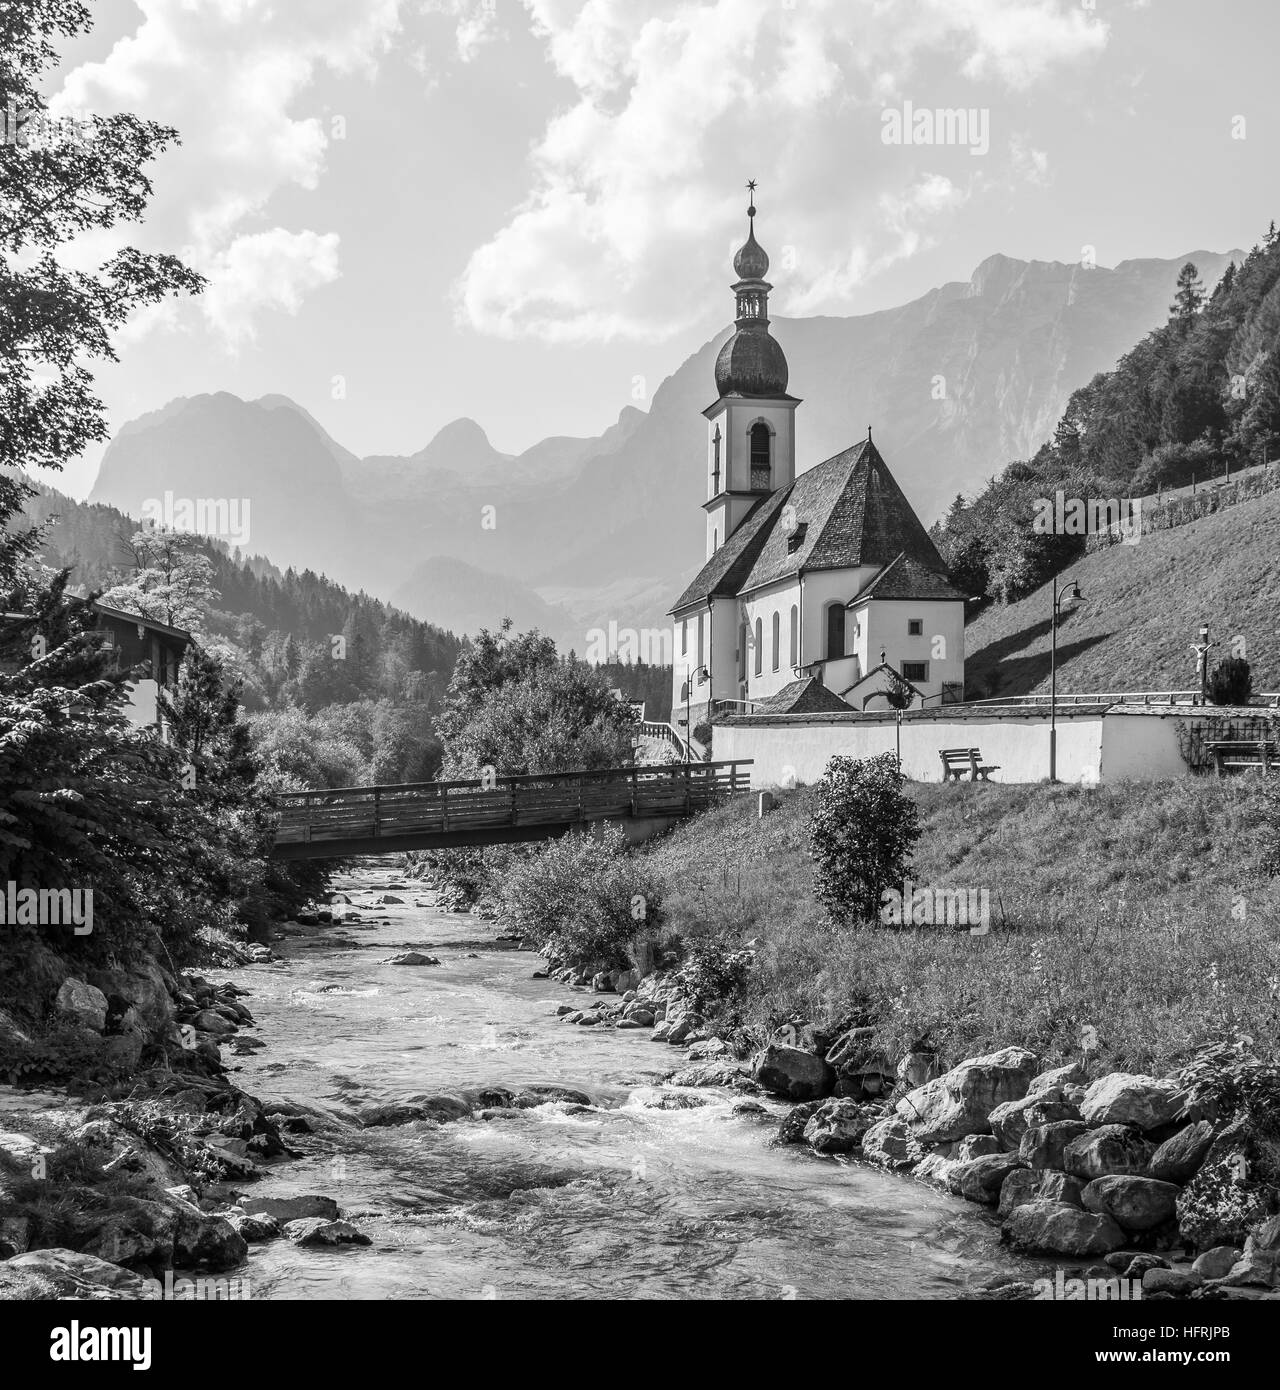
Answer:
[
  {"left": 716, "top": 712, "right": 1109, "bottom": 787},
  {"left": 739, "top": 578, "right": 801, "bottom": 700},
  {"left": 856, "top": 598, "right": 965, "bottom": 702},
  {"left": 124, "top": 679, "right": 158, "bottom": 729},
  {"left": 1100, "top": 711, "right": 1190, "bottom": 780}
]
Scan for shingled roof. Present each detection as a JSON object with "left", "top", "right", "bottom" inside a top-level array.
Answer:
[
  {"left": 669, "top": 438, "right": 954, "bottom": 613},
  {"left": 748, "top": 676, "right": 852, "bottom": 715},
  {"left": 849, "top": 551, "right": 969, "bottom": 604}
]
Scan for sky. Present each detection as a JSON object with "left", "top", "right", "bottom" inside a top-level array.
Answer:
[{"left": 43, "top": 0, "right": 1280, "bottom": 498}]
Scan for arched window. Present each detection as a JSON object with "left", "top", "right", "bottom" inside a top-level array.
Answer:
[
  {"left": 681, "top": 619, "right": 688, "bottom": 656},
  {"left": 789, "top": 604, "right": 798, "bottom": 666},
  {"left": 711, "top": 425, "right": 722, "bottom": 495},
  {"left": 754, "top": 617, "right": 763, "bottom": 676},
  {"left": 771, "top": 611, "right": 780, "bottom": 671},
  {"left": 738, "top": 621, "right": 747, "bottom": 681},
  {"left": 825, "top": 603, "right": 845, "bottom": 660},
  {"left": 749, "top": 422, "right": 771, "bottom": 491},
  {"left": 712, "top": 528, "right": 718, "bottom": 553}
]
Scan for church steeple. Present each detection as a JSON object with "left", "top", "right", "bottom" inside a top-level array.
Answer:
[
  {"left": 702, "top": 183, "right": 800, "bottom": 561},
  {"left": 715, "top": 183, "right": 789, "bottom": 398}
]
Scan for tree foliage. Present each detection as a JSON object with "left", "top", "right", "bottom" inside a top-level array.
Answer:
[{"left": 809, "top": 754, "right": 921, "bottom": 927}]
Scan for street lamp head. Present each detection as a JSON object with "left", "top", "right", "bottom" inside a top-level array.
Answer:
[{"left": 1068, "top": 582, "right": 1083, "bottom": 603}]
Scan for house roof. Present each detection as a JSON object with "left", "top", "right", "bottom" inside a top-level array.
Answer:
[
  {"left": 90, "top": 601, "right": 193, "bottom": 645},
  {"left": 748, "top": 676, "right": 851, "bottom": 715},
  {"left": 849, "top": 551, "right": 969, "bottom": 604},
  {"left": 840, "top": 662, "right": 922, "bottom": 709},
  {"left": 670, "top": 438, "right": 953, "bottom": 612}
]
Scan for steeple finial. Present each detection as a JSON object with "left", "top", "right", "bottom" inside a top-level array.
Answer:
[{"left": 746, "top": 178, "right": 757, "bottom": 219}]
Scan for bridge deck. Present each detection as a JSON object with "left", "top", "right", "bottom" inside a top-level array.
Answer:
[{"left": 271, "top": 760, "right": 753, "bottom": 859}]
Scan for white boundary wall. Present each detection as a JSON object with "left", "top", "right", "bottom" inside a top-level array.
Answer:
[{"left": 716, "top": 704, "right": 1193, "bottom": 786}]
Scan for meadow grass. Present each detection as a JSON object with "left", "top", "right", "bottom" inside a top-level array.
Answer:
[{"left": 644, "top": 777, "right": 1280, "bottom": 1075}]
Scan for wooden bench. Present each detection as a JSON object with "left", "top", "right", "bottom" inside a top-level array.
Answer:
[
  {"left": 1205, "top": 739, "right": 1277, "bottom": 776},
  {"left": 940, "top": 747, "right": 1000, "bottom": 782}
]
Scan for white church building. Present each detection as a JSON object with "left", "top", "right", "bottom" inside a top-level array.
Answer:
[{"left": 669, "top": 194, "right": 967, "bottom": 735}]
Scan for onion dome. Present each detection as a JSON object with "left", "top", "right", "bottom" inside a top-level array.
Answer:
[{"left": 715, "top": 184, "right": 789, "bottom": 398}]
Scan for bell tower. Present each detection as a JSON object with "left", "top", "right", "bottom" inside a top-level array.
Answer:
[{"left": 703, "top": 183, "right": 800, "bottom": 559}]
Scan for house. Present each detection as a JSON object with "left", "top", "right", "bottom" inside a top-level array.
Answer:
[
  {"left": 91, "top": 602, "right": 191, "bottom": 733},
  {"left": 668, "top": 194, "right": 967, "bottom": 731}
]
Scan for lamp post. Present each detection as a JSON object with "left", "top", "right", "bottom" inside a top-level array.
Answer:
[
  {"left": 1049, "top": 576, "right": 1084, "bottom": 782},
  {"left": 684, "top": 665, "right": 709, "bottom": 763}
]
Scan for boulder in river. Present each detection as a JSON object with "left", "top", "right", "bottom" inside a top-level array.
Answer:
[
  {"left": 803, "top": 1098, "right": 879, "bottom": 1155},
  {"left": 283, "top": 1217, "right": 372, "bottom": 1247},
  {"left": 241, "top": 1195, "right": 340, "bottom": 1223},
  {"left": 1081, "top": 1176, "right": 1180, "bottom": 1232},
  {"left": 383, "top": 952, "right": 441, "bottom": 966},
  {"left": 752, "top": 1044, "right": 834, "bottom": 1101},
  {"left": 0, "top": 1248, "right": 155, "bottom": 1300},
  {"left": 1003, "top": 1199, "right": 1126, "bottom": 1256},
  {"left": 860, "top": 1116, "right": 924, "bottom": 1172}
]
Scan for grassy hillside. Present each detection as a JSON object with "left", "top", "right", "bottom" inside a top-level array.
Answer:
[
  {"left": 964, "top": 485, "right": 1280, "bottom": 698},
  {"left": 645, "top": 777, "right": 1280, "bottom": 1075}
]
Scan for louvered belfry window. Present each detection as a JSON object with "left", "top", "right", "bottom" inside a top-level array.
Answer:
[{"left": 750, "top": 422, "right": 771, "bottom": 490}]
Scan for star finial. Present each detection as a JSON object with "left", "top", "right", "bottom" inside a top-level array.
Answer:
[{"left": 746, "top": 179, "right": 757, "bottom": 218}]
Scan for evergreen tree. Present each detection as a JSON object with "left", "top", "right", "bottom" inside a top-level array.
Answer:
[{"left": 1170, "top": 262, "right": 1206, "bottom": 323}]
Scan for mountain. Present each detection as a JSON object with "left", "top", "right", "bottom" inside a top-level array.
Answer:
[
  {"left": 391, "top": 555, "right": 579, "bottom": 651},
  {"left": 90, "top": 249, "right": 1243, "bottom": 639}
]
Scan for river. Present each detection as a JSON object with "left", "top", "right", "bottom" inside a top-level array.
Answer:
[{"left": 221, "top": 862, "right": 1036, "bottom": 1300}]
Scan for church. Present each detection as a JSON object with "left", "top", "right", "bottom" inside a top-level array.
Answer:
[{"left": 668, "top": 192, "right": 967, "bottom": 738}]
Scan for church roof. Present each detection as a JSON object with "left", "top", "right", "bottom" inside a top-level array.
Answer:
[
  {"left": 749, "top": 676, "right": 852, "bottom": 715},
  {"left": 849, "top": 551, "right": 970, "bottom": 604},
  {"left": 669, "top": 438, "right": 954, "bottom": 613}
]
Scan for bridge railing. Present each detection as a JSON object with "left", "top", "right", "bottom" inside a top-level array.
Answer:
[{"left": 272, "top": 760, "right": 754, "bottom": 847}]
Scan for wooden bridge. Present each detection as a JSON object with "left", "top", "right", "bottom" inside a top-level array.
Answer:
[{"left": 271, "top": 760, "right": 753, "bottom": 860}]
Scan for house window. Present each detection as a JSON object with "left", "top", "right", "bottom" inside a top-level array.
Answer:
[
  {"left": 681, "top": 620, "right": 688, "bottom": 656},
  {"left": 825, "top": 603, "right": 845, "bottom": 660},
  {"left": 902, "top": 660, "right": 929, "bottom": 683},
  {"left": 771, "top": 611, "right": 780, "bottom": 671},
  {"left": 789, "top": 605, "right": 798, "bottom": 666},
  {"left": 749, "top": 422, "right": 771, "bottom": 491},
  {"left": 907, "top": 618, "right": 923, "bottom": 636},
  {"left": 754, "top": 617, "right": 763, "bottom": 676}
]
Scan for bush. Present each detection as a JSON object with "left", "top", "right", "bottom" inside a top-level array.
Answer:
[
  {"left": 1207, "top": 656, "right": 1253, "bottom": 706},
  {"left": 809, "top": 753, "right": 920, "bottom": 927},
  {"left": 498, "top": 825, "right": 661, "bottom": 970},
  {"left": 674, "top": 939, "right": 754, "bottom": 1017}
]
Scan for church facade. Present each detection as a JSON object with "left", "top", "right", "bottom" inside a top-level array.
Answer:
[{"left": 668, "top": 196, "right": 967, "bottom": 738}]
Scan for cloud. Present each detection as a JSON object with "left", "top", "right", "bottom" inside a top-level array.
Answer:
[
  {"left": 457, "top": 0, "right": 1108, "bottom": 343},
  {"left": 53, "top": 0, "right": 403, "bottom": 345},
  {"left": 1009, "top": 133, "right": 1051, "bottom": 187}
]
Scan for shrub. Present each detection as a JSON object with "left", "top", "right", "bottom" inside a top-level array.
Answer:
[
  {"left": 809, "top": 753, "right": 920, "bottom": 927},
  {"left": 1207, "top": 656, "right": 1253, "bottom": 706},
  {"left": 674, "top": 939, "right": 754, "bottom": 1017},
  {"left": 498, "top": 825, "right": 661, "bottom": 969}
]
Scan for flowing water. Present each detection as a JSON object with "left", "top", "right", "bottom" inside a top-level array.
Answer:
[{"left": 222, "top": 863, "right": 1037, "bottom": 1301}]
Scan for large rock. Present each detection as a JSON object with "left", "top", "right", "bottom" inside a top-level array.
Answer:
[
  {"left": 860, "top": 1116, "right": 924, "bottom": 1172},
  {"left": 1217, "top": 1217, "right": 1280, "bottom": 1288},
  {"left": 241, "top": 1195, "right": 339, "bottom": 1223},
  {"left": 948, "top": 1153, "right": 1026, "bottom": 1205},
  {"left": 752, "top": 1044, "right": 834, "bottom": 1102},
  {"left": 55, "top": 978, "right": 108, "bottom": 1032},
  {"left": 384, "top": 952, "right": 440, "bottom": 966},
  {"left": 1176, "top": 1120, "right": 1280, "bottom": 1251},
  {"left": 1025, "top": 1061, "right": 1087, "bottom": 1099},
  {"left": 0, "top": 1248, "right": 156, "bottom": 1300},
  {"left": 1063, "top": 1125, "right": 1156, "bottom": 1180},
  {"left": 164, "top": 1193, "right": 248, "bottom": 1269},
  {"left": 1081, "top": 1176, "right": 1180, "bottom": 1232},
  {"left": 1148, "top": 1120, "right": 1215, "bottom": 1184},
  {"left": 1004, "top": 1199, "right": 1127, "bottom": 1256},
  {"left": 776, "top": 1101, "right": 822, "bottom": 1145},
  {"left": 997, "top": 1168, "right": 1084, "bottom": 1219},
  {"left": 68, "top": 1194, "right": 177, "bottom": 1266},
  {"left": 1143, "top": 1267, "right": 1202, "bottom": 1296},
  {"left": 896, "top": 1047, "right": 1039, "bottom": 1145},
  {"left": 1193, "top": 1246, "right": 1243, "bottom": 1281},
  {"left": 1020, "top": 1120, "right": 1088, "bottom": 1171},
  {"left": 803, "top": 1099, "right": 878, "bottom": 1155},
  {"left": 1079, "top": 1073, "right": 1188, "bottom": 1131},
  {"left": 283, "top": 1217, "right": 372, "bottom": 1247},
  {"left": 989, "top": 1094, "right": 1080, "bottom": 1151}
]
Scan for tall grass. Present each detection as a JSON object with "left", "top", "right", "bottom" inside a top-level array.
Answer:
[{"left": 645, "top": 778, "right": 1280, "bottom": 1075}]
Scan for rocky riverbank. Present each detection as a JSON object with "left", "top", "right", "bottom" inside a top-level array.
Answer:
[{"left": 543, "top": 961, "right": 1280, "bottom": 1301}]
